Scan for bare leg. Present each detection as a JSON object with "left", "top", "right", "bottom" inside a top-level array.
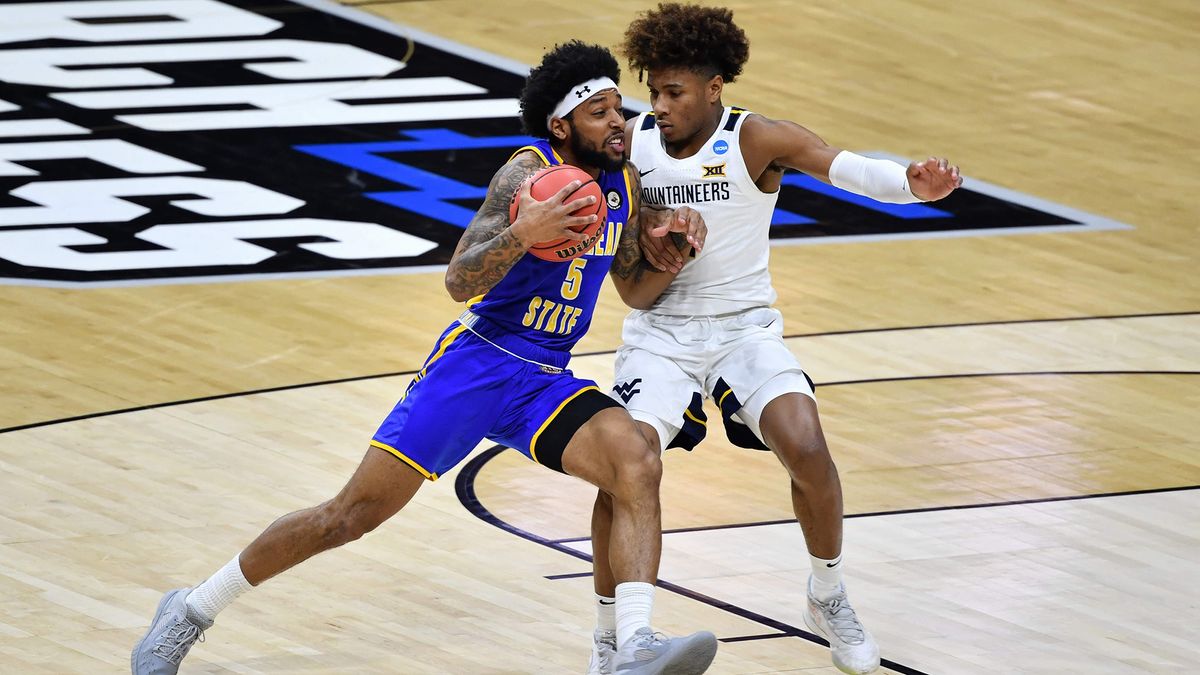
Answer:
[
  {"left": 758, "top": 393, "right": 843, "bottom": 559},
  {"left": 570, "top": 411, "right": 716, "bottom": 672},
  {"left": 761, "top": 394, "right": 880, "bottom": 673},
  {"left": 132, "top": 447, "right": 428, "bottom": 675},
  {"left": 240, "top": 446, "right": 426, "bottom": 585},
  {"left": 564, "top": 409, "right": 662, "bottom": 584},
  {"left": 591, "top": 490, "right": 616, "bottom": 593},
  {"left": 590, "top": 420, "right": 660, "bottom": 597}
]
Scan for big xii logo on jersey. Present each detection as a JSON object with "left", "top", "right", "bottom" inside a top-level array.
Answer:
[{"left": 0, "top": 0, "right": 1130, "bottom": 287}]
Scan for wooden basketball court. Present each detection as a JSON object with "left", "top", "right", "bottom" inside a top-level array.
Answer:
[{"left": 1, "top": 0, "right": 1197, "bottom": 672}]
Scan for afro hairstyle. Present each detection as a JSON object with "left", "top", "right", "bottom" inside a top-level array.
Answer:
[
  {"left": 519, "top": 40, "right": 621, "bottom": 139},
  {"left": 622, "top": 3, "right": 750, "bottom": 82}
]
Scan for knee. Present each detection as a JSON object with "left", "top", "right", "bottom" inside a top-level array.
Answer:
[
  {"left": 609, "top": 439, "right": 662, "bottom": 499},
  {"left": 775, "top": 433, "right": 835, "bottom": 480}
]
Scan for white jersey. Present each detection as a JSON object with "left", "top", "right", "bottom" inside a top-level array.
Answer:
[{"left": 630, "top": 107, "right": 779, "bottom": 316}]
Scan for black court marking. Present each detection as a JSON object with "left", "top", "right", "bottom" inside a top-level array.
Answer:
[
  {"left": 764, "top": 309, "right": 1199, "bottom": 339},
  {"left": 553, "top": 483, "right": 1200, "bottom": 545},
  {"left": 4, "top": 316, "right": 1194, "bottom": 672},
  {"left": 3, "top": 309, "right": 1195, "bottom": 435},
  {"left": 543, "top": 572, "right": 591, "bottom": 580},
  {"left": 0, "top": 368, "right": 420, "bottom": 435},
  {"left": 456, "top": 444, "right": 931, "bottom": 675},
  {"left": 809, "top": 369, "right": 1200, "bottom": 387},
  {"left": 547, "top": 371, "right": 1200, "bottom": 543},
  {"left": 75, "top": 15, "right": 182, "bottom": 25},
  {"left": 344, "top": 0, "right": 429, "bottom": 5},
  {"left": 456, "top": 371, "right": 1198, "bottom": 674},
  {"left": 564, "top": 309, "right": 1200, "bottom": 365},
  {"left": 720, "top": 633, "right": 792, "bottom": 643}
]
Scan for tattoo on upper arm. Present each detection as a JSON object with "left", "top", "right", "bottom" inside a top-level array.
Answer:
[{"left": 446, "top": 152, "right": 544, "bottom": 299}]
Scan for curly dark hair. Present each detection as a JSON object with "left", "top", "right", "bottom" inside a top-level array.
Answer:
[
  {"left": 519, "top": 41, "right": 621, "bottom": 139},
  {"left": 621, "top": 3, "right": 750, "bottom": 82}
]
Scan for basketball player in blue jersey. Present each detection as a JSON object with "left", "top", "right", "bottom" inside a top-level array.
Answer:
[
  {"left": 582, "top": 6, "right": 965, "bottom": 675},
  {"left": 131, "top": 41, "right": 717, "bottom": 675}
]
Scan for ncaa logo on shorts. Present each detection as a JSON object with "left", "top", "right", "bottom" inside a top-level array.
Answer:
[
  {"left": 712, "top": 139, "right": 729, "bottom": 155},
  {"left": 606, "top": 190, "right": 622, "bottom": 210}
]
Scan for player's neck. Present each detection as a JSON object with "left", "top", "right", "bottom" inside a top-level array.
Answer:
[{"left": 663, "top": 103, "right": 724, "bottom": 159}]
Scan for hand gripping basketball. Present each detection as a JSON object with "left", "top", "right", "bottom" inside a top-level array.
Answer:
[{"left": 509, "top": 164, "right": 607, "bottom": 262}]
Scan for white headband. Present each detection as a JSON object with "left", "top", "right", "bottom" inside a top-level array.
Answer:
[{"left": 546, "top": 77, "right": 620, "bottom": 130}]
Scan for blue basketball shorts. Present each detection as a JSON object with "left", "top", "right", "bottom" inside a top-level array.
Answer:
[{"left": 371, "top": 317, "right": 620, "bottom": 480}]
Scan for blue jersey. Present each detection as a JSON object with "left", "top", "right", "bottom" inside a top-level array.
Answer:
[
  {"left": 468, "top": 140, "right": 633, "bottom": 352},
  {"left": 370, "top": 141, "right": 631, "bottom": 480}
]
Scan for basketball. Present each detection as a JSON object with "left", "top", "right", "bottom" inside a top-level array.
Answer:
[{"left": 509, "top": 164, "right": 607, "bottom": 262}]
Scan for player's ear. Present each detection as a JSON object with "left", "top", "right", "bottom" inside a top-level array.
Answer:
[
  {"left": 707, "top": 74, "right": 724, "bottom": 104},
  {"left": 549, "top": 117, "right": 569, "bottom": 141}
]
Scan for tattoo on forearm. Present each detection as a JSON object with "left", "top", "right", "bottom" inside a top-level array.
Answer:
[
  {"left": 611, "top": 165, "right": 651, "bottom": 282},
  {"left": 446, "top": 152, "right": 542, "bottom": 299},
  {"left": 611, "top": 221, "right": 650, "bottom": 283}
]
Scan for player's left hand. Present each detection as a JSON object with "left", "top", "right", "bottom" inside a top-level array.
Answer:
[
  {"left": 648, "top": 205, "right": 706, "bottom": 252},
  {"left": 907, "top": 157, "right": 962, "bottom": 201},
  {"left": 641, "top": 206, "right": 705, "bottom": 273},
  {"left": 639, "top": 219, "right": 683, "bottom": 273}
]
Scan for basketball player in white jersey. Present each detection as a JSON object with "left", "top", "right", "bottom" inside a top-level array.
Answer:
[{"left": 583, "top": 5, "right": 963, "bottom": 675}]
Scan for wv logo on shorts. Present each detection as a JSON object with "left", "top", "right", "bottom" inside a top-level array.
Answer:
[{"left": 612, "top": 378, "right": 643, "bottom": 403}]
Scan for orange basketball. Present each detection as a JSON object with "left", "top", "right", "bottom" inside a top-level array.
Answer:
[{"left": 509, "top": 164, "right": 607, "bottom": 262}]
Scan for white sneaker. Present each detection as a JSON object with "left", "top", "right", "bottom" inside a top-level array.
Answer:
[
  {"left": 612, "top": 626, "right": 717, "bottom": 674},
  {"left": 803, "top": 579, "right": 880, "bottom": 674},
  {"left": 587, "top": 629, "right": 617, "bottom": 674}
]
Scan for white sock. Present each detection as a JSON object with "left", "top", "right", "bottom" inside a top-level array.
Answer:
[
  {"left": 185, "top": 555, "right": 253, "bottom": 623},
  {"left": 595, "top": 593, "right": 616, "bottom": 634},
  {"left": 809, "top": 553, "right": 844, "bottom": 602},
  {"left": 615, "top": 582, "right": 654, "bottom": 648}
]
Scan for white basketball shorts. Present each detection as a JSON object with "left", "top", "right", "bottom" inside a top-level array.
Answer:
[{"left": 610, "top": 306, "right": 815, "bottom": 452}]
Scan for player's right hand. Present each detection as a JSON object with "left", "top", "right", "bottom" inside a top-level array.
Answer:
[{"left": 509, "top": 179, "right": 596, "bottom": 246}]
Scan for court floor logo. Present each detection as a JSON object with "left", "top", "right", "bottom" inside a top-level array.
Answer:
[{"left": 0, "top": 0, "right": 1130, "bottom": 287}]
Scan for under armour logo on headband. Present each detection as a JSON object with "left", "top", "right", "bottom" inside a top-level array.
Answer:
[{"left": 547, "top": 77, "right": 620, "bottom": 130}]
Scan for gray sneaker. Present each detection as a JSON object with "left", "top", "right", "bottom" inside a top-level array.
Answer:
[
  {"left": 804, "top": 581, "right": 880, "bottom": 674},
  {"left": 613, "top": 627, "right": 718, "bottom": 674},
  {"left": 131, "top": 588, "right": 212, "bottom": 675},
  {"left": 587, "top": 628, "right": 617, "bottom": 674}
]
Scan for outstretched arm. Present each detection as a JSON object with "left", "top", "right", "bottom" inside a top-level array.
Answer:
[
  {"left": 741, "top": 114, "right": 962, "bottom": 203},
  {"left": 445, "top": 152, "right": 595, "bottom": 302}
]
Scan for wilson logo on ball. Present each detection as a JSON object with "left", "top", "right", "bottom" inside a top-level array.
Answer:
[{"left": 554, "top": 230, "right": 603, "bottom": 259}]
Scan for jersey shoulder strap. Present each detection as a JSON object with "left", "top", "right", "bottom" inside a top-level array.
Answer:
[
  {"left": 507, "top": 139, "right": 560, "bottom": 166},
  {"left": 722, "top": 106, "right": 749, "bottom": 132}
]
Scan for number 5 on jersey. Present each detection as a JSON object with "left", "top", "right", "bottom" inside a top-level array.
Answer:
[{"left": 560, "top": 258, "right": 587, "bottom": 300}]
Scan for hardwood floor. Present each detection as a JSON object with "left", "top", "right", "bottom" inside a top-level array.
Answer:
[{"left": 1, "top": 0, "right": 1196, "bottom": 672}]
